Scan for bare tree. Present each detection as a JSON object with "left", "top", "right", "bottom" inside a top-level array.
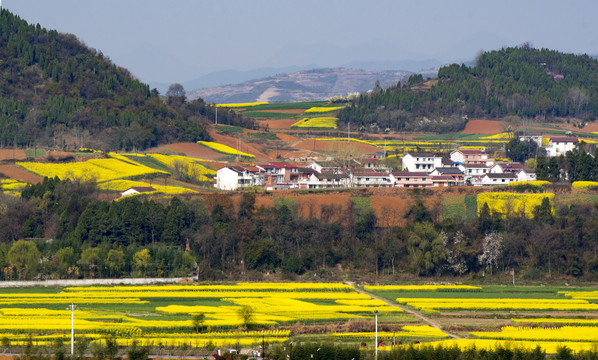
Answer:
[{"left": 478, "top": 232, "right": 503, "bottom": 276}]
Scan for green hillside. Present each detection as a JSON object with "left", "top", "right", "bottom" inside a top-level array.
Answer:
[
  {"left": 0, "top": 9, "right": 234, "bottom": 150},
  {"left": 339, "top": 46, "right": 598, "bottom": 133}
]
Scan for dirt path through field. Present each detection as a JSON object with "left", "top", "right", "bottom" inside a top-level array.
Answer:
[{"left": 349, "top": 283, "right": 461, "bottom": 339}]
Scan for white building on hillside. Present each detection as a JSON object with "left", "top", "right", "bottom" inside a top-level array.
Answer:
[{"left": 401, "top": 152, "right": 443, "bottom": 172}]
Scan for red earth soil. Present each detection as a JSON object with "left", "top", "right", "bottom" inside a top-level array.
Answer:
[
  {"left": 209, "top": 131, "right": 272, "bottom": 160},
  {"left": 0, "top": 164, "right": 43, "bottom": 184},
  {"left": 293, "top": 140, "right": 380, "bottom": 154},
  {"left": 258, "top": 119, "right": 299, "bottom": 129},
  {"left": 462, "top": 120, "right": 504, "bottom": 134},
  {"left": 0, "top": 149, "right": 27, "bottom": 161}
]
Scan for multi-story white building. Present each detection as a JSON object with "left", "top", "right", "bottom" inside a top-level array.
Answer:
[
  {"left": 545, "top": 137, "right": 578, "bottom": 157},
  {"left": 351, "top": 169, "right": 393, "bottom": 187},
  {"left": 216, "top": 166, "right": 263, "bottom": 190},
  {"left": 401, "top": 152, "right": 443, "bottom": 172},
  {"left": 450, "top": 149, "right": 489, "bottom": 165}
]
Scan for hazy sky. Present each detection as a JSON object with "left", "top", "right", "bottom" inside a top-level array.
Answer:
[{"left": 3, "top": 0, "right": 598, "bottom": 86}]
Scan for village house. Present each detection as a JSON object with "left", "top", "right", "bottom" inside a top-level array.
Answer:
[
  {"left": 429, "top": 167, "right": 465, "bottom": 185},
  {"left": 450, "top": 149, "right": 488, "bottom": 165},
  {"left": 516, "top": 168, "right": 537, "bottom": 182},
  {"left": 401, "top": 152, "right": 443, "bottom": 172},
  {"left": 351, "top": 169, "right": 393, "bottom": 187},
  {"left": 431, "top": 175, "right": 458, "bottom": 187},
  {"left": 215, "top": 166, "right": 263, "bottom": 190},
  {"left": 307, "top": 172, "right": 351, "bottom": 188},
  {"left": 545, "top": 137, "right": 579, "bottom": 157},
  {"left": 390, "top": 171, "right": 433, "bottom": 188},
  {"left": 480, "top": 173, "right": 518, "bottom": 186},
  {"left": 490, "top": 162, "right": 524, "bottom": 174},
  {"left": 458, "top": 163, "right": 491, "bottom": 181}
]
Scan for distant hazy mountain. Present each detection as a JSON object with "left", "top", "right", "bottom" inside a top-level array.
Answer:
[{"left": 188, "top": 67, "right": 412, "bottom": 103}]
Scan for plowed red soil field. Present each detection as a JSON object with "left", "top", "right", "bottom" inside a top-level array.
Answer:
[
  {"left": 462, "top": 120, "right": 504, "bottom": 134},
  {"left": 209, "top": 132, "right": 272, "bottom": 160},
  {"left": 0, "top": 149, "right": 26, "bottom": 161},
  {"left": 293, "top": 140, "right": 380, "bottom": 154},
  {"left": 258, "top": 119, "right": 299, "bottom": 129},
  {"left": 0, "top": 164, "right": 42, "bottom": 184}
]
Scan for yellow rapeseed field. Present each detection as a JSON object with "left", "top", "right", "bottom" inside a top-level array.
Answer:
[
  {"left": 17, "top": 158, "right": 167, "bottom": 182},
  {"left": 477, "top": 192, "right": 554, "bottom": 218},
  {"left": 197, "top": 141, "right": 255, "bottom": 158},
  {"left": 291, "top": 117, "right": 338, "bottom": 129},
  {"left": 215, "top": 102, "right": 268, "bottom": 108}
]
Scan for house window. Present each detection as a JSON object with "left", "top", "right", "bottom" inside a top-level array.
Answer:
[{"left": 416, "top": 164, "right": 420, "bottom": 169}]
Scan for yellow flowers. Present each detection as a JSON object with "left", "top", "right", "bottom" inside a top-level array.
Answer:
[
  {"left": 364, "top": 285, "right": 481, "bottom": 292},
  {"left": 480, "top": 132, "right": 514, "bottom": 140},
  {"left": 147, "top": 154, "right": 215, "bottom": 182},
  {"left": 98, "top": 180, "right": 151, "bottom": 191},
  {"left": 401, "top": 339, "right": 598, "bottom": 354},
  {"left": 394, "top": 298, "right": 598, "bottom": 312},
  {"left": 215, "top": 102, "right": 268, "bottom": 108},
  {"left": 559, "top": 290, "right": 598, "bottom": 300},
  {"left": 508, "top": 180, "right": 551, "bottom": 187},
  {"left": 572, "top": 181, "right": 598, "bottom": 189},
  {"left": 17, "top": 158, "right": 167, "bottom": 182},
  {"left": 331, "top": 326, "right": 448, "bottom": 339},
  {"left": 477, "top": 192, "right": 554, "bottom": 218},
  {"left": 471, "top": 326, "right": 598, "bottom": 342},
  {"left": 291, "top": 117, "right": 338, "bottom": 129},
  {"left": 0, "top": 179, "right": 27, "bottom": 196},
  {"left": 197, "top": 141, "right": 255, "bottom": 158},
  {"left": 304, "top": 106, "right": 345, "bottom": 113}
]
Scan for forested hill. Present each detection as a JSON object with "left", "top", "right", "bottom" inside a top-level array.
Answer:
[
  {"left": 339, "top": 46, "right": 598, "bottom": 133},
  {"left": 0, "top": 9, "right": 233, "bottom": 151}
]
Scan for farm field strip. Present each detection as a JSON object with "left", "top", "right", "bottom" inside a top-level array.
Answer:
[
  {"left": 394, "top": 339, "right": 598, "bottom": 354},
  {"left": 470, "top": 325, "right": 598, "bottom": 342},
  {"left": 0, "top": 283, "right": 401, "bottom": 346},
  {"left": 331, "top": 325, "right": 448, "bottom": 339},
  {"left": 394, "top": 298, "right": 598, "bottom": 311},
  {"left": 197, "top": 141, "right": 255, "bottom": 158}
]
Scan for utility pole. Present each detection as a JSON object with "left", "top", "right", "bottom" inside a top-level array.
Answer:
[
  {"left": 68, "top": 303, "right": 77, "bottom": 357},
  {"left": 215, "top": 107, "right": 218, "bottom": 125},
  {"left": 375, "top": 308, "right": 378, "bottom": 360}
]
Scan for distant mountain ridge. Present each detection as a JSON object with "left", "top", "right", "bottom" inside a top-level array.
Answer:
[{"left": 188, "top": 67, "right": 413, "bottom": 103}]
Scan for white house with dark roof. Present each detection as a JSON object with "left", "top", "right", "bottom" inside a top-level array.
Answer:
[
  {"left": 458, "top": 163, "right": 491, "bottom": 181},
  {"left": 480, "top": 173, "right": 518, "bottom": 186},
  {"left": 516, "top": 169, "right": 537, "bottom": 182},
  {"left": 351, "top": 169, "right": 393, "bottom": 187},
  {"left": 308, "top": 172, "right": 351, "bottom": 188},
  {"left": 545, "top": 137, "right": 579, "bottom": 157},
  {"left": 401, "top": 152, "right": 443, "bottom": 172}
]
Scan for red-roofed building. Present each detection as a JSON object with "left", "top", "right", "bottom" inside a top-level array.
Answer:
[{"left": 450, "top": 149, "right": 488, "bottom": 165}]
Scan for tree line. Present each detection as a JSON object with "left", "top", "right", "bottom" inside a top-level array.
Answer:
[
  {"left": 338, "top": 45, "right": 598, "bottom": 133},
  {"left": 0, "top": 9, "right": 255, "bottom": 151},
  {"left": 1, "top": 177, "right": 598, "bottom": 281}
]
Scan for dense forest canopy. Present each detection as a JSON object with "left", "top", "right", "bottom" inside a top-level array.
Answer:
[
  {"left": 0, "top": 9, "right": 253, "bottom": 150},
  {"left": 0, "top": 178, "right": 597, "bottom": 281},
  {"left": 339, "top": 46, "right": 598, "bottom": 133}
]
